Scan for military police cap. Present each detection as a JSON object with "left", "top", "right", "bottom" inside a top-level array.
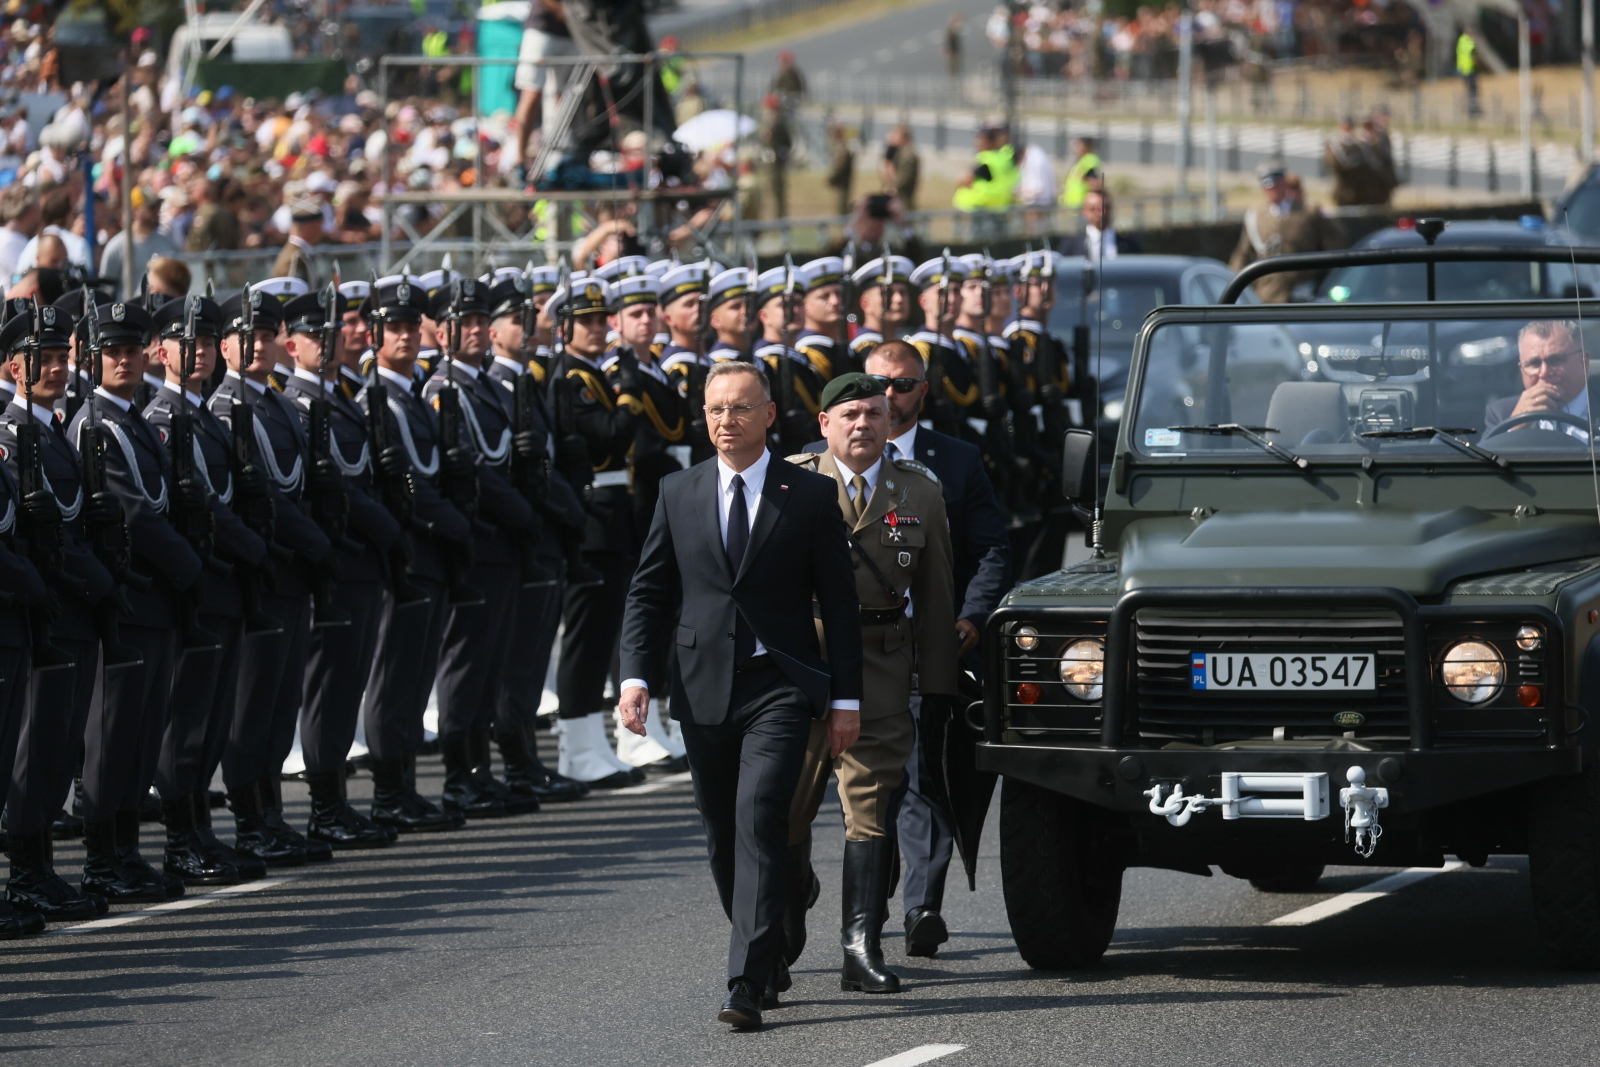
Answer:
[
  {"left": 610, "top": 273, "right": 658, "bottom": 309},
  {"left": 428, "top": 276, "right": 491, "bottom": 322},
  {"left": 819, "top": 371, "right": 886, "bottom": 412},
  {"left": 282, "top": 290, "right": 347, "bottom": 334},
  {"left": 594, "top": 256, "right": 650, "bottom": 283},
  {"left": 657, "top": 263, "right": 709, "bottom": 308},
  {"left": 547, "top": 275, "right": 614, "bottom": 318},
  {"left": 219, "top": 288, "right": 283, "bottom": 336},
  {"left": 254, "top": 276, "right": 311, "bottom": 304},
  {"left": 801, "top": 256, "right": 844, "bottom": 292},
  {"left": 152, "top": 295, "right": 225, "bottom": 339},
  {"left": 338, "top": 279, "right": 372, "bottom": 304},
  {"left": 0, "top": 302, "right": 73, "bottom": 354},
  {"left": 1256, "top": 162, "right": 1286, "bottom": 188},
  {"left": 850, "top": 256, "right": 915, "bottom": 289},
  {"left": 707, "top": 267, "right": 752, "bottom": 311},
  {"left": 88, "top": 300, "right": 152, "bottom": 347},
  {"left": 361, "top": 275, "right": 430, "bottom": 323},
  {"left": 909, "top": 257, "right": 969, "bottom": 291},
  {"left": 416, "top": 268, "right": 463, "bottom": 297}
]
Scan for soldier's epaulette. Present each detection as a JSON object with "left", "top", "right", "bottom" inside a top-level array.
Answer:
[
  {"left": 786, "top": 451, "right": 822, "bottom": 469},
  {"left": 891, "top": 455, "right": 939, "bottom": 485}
]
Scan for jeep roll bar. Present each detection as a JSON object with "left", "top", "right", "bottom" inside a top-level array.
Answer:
[{"left": 1220, "top": 246, "right": 1600, "bottom": 306}]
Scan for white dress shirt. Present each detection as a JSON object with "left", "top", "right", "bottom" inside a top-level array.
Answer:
[
  {"left": 1084, "top": 224, "right": 1118, "bottom": 261},
  {"left": 886, "top": 422, "right": 918, "bottom": 463},
  {"left": 622, "top": 448, "right": 858, "bottom": 711}
]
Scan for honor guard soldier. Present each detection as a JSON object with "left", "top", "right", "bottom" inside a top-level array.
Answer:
[
  {"left": 1005, "top": 250, "right": 1075, "bottom": 578},
  {"left": 415, "top": 267, "right": 465, "bottom": 382},
  {"left": 355, "top": 277, "right": 469, "bottom": 833},
  {"left": 754, "top": 264, "right": 826, "bottom": 458},
  {"left": 67, "top": 298, "right": 206, "bottom": 913},
  {"left": 607, "top": 273, "right": 687, "bottom": 539},
  {"left": 794, "top": 256, "right": 848, "bottom": 381},
  {"left": 0, "top": 446, "right": 46, "bottom": 934},
  {"left": 277, "top": 288, "right": 400, "bottom": 848},
  {"left": 253, "top": 276, "right": 312, "bottom": 389},
  {"left": 547, "top": 276, "right": 648, "bottom": 788},
  {"left": 480, "top": 273, "right": 590, "bottom": 803},
  {"left": 484, "top": 265, "right": 561, "bottom": 384},
  {"left": 657, "top": 262, "right": 715, "bottom": 467},
  {"left": 705, "top": 268, "right": 753, "bottom": 362},
  {"left": 0, "top": 302, "right": 126, "bottom": 915},
  {"left": 211, "top": 290, "right": 337, "bottom": 865},
  {"left": 783, "top": 372, "right": 958, "bottom": 995},
  {"left": 848, "top": 255, "right": 915, "bottom": 364},
  {"left": 421, "top": 277, "right": 542, "bottom": 819},
  {"left": 142, "top": 293, "right": 274, "bottom": 886},
  {"left": 336, "top": 279, "right": 374, "bottom": 398},
  {"left": 670, "top": 266, "right": 752, "bottom": 466}
]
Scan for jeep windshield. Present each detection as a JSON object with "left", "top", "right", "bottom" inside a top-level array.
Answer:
[{"left": 1130, "top": 303, "right": 1600, "bottom": 461}]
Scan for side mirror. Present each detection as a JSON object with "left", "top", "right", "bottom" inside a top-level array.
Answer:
[{"left": 1061, "top": 429, "right": 1096, "bottom": 502}]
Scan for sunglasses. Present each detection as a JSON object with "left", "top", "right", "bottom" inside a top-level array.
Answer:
[{"left": 868, "top": 374, "right": 924, "bottom": 394}]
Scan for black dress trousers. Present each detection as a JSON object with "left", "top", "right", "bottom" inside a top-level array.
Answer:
[
  {"left": 361, "top": 576, "right": 446, "bottom": 763},
  {"left": 9, "top": 638, "right": 97, "bottom": 835},
  {"left": 156, "top": 614, "right": 240, "bottom": 802},
  {"left": 435, "top": 558, "right": 518, "bottom": 738},
  {"left": 299, "top": 578, "right": 384, "bottom": 774},
  {"left": 494, "top": 579, "right": 562, "bottom": 736},
  {"left": 675, "top": 662, "right": 812, "bottom": 987},
  {"left": 82, "top": 621, "right": 177, "bottom": 819}
]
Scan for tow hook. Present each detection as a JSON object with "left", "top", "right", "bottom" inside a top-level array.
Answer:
[
  {"left": 1144, "top": 782, "right": 1216, "bottom": 826},
  {"left": 1339, "top": 765, "right": 1389, "bottom": 859},
  {"left": 1144, "top": 773, "right": 1331, "bottom": 826}
]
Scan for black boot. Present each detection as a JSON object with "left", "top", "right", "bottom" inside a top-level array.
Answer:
[
  {"left": 369, "top": 758, "right": 456, "bottom": 833},
  {"left": 472, "top": 726, "right": 538, "bottom": 816},
  {"left": 407, "top": 751, "right": 465, "bottom": 827},
  {"left": 260, "top": 775, "right": 332, "bottom": 862},
  {"left": 504, "top": 726, "right": 589, "bottom": 802},
  {"left": 230, "top": 781, "right": 306, "bottom": 867},
  {"left": 305, "top": 768, "right": 390, "bottom": 850},
  {"left": 840, "top": 838, "right": 902, "bottom": 994},
  {"left": 439, "top": 732, "right": 507, "bottom": 819},
  {"left": 115, "top": 809, "right": 182, "bottom": 899},
  {"left": 81, "top": 816, "right": 168, "bottom": 903},
  {"left": 7, "top": 829, "right": 102, "bottom": 921},
  {"left": 195, "top": 792, "right": 265, "bottom": 880},
  {"left": 782, "top": 838, "right": 819, "bottom": 966},
  {"left": 163, "top": 795, "right": 238, "bottom": 886},
  {"left": 0, "top": 895, "right": 41, "bottom": 938}
]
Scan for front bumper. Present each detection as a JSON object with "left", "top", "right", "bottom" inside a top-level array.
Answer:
[{"left": 975, "top": 741, "right": 1582, "bottom": 814}]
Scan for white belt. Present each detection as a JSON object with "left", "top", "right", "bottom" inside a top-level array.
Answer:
[{"left": 592, "top": 470, "right": 631, "bottom": 487}]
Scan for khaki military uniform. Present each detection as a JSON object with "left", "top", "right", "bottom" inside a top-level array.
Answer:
[
  {"left": 785, "top": 450, "right": 958, "bottom": 842},
  {"left": 1229, "top": 203, "right": 1344, "bottom": 304}
]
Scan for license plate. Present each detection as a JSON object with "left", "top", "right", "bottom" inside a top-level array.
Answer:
[{"left": 1191, "top": 652, "right": 1375, "bottom": 691}]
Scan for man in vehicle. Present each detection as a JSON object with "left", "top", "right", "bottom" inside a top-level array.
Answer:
[{"left": 1485, "top": 319, "right": 1592, "bottom": 439}]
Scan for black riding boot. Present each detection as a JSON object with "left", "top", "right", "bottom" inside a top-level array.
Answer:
[
  {"left": 499, "top": 725, "right": 587, "bottom": 802},
  {"left": 369, "top": 758, "right": 456, "bottom": 833},
  {"left": 782, "top": 837, "right": 819, "bottom": 966},
  {"left": 80, "top": 816, "right": 167, "bottom": 903},
  {"left": 439, "top": 732, "right": 507, "bottom": 819},
  {"left": 840, "top": 838, "right": 902, "bottom": 994},
  {"left": 195, "top": 791, "right": 264, "bottom": 879},
  {"left": 471, "top": 726, "right": 538, "bottom": 815},
  {"left": 7, "top": 829, "right": 101, "bottom": 921},
  {"left": 163, "top": 794, "right": 238, "bottom": 886},
  {"left": 231, "top": 781, "right": 306, "bottom": 867},
  {"left": 117, "top": 808, "right": 183, "bottom": 898},
  {"left": 305, "top": 768, "right": 390, "bottom": 849},
  {"left": 261, "top": 774, "right": 333, "bottom": 862}
]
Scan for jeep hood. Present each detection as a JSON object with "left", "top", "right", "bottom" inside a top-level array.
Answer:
[{"left": 1119, "top": 506, "right": 1600, "bottom": 596}]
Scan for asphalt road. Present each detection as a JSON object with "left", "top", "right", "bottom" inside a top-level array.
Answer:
[
  {"left": 740, "top": 0, "right": 998, "bottom": 83},
  {"left": 7, "top": 737, "right": 1600, "bottom": 1067}
]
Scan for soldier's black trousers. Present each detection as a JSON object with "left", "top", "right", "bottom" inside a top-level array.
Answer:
[
  {"left": 897, "top": 694, "right": 955, "bottom": 916},
  {"left": 555, "top": 551, "right": 632, "bottom": 720},
  {"left": 157, "top": 613, "right": 241, "bottom": 802},
  {"left": 0, "top": 645, "right": 29, "bottom": 818},
  {"left": 495, "top": 578, "right": 562, "bottom": 736},
  {"left": 300, "top": 580, "right": 384, "bottom": 774},
  {"left": 436, "top": 559, "right": 518, "bottom": 737},
  {"left": 361, "top": 575, "right": 446, "bottom": 762},
  {"left": 83, "top": 622, "right": 176, "bottom": 820},
  {"left": 224, "top": 593, "right": 310, "bottom": 789},
  {"left": 3, "top": 643, "right": 77, "bottom": 835}
]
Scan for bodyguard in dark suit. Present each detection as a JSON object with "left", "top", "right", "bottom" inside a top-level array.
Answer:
[
  {"left": 68, "top": 301, "right": 205, "bottom": 910},
  {"left": 278, "top": 291, "right": 398, "bottom": 849},
  {"left": 211, "top": 292, "right": 334, "bottom": 865},
  {"left": 357, "top": 276, "right": 469, "bottom": 833},
  {"left": 618, "top": 360, "right": 863, "bottom": 1031},
  {"left": 422, "top": 278, "right": 539, "bottom": 819}
]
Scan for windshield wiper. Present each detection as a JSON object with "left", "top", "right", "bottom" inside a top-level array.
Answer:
[
  {"left": 1358, "top": 427, "right": 1509, "bottom": 469},
  {"left": 1167, "top": 424, "right": 1310, "bottom": 469}
]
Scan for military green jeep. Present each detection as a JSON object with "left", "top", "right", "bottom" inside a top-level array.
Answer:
[{"left": 980, "top": 246, "right": 1600, "bottom": 970}]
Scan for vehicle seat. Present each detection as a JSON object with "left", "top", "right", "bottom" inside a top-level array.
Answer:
[{"left": 1265, "top": 382, "right": 1348, "bottom": 447}]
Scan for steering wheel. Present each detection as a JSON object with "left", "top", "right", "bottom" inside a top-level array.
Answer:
[{"left": 1482, "top": 409, "right": 1593, "bottom": 441}]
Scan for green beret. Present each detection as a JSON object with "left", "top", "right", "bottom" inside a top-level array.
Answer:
[{"left": 819, "top": 371, "right": 887, "bottom": 412}]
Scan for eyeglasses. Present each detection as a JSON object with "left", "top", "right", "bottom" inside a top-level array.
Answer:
[
  {"left": 704, "top": 403, "right": 764, "bottom": 421},
  {"left": 867, "top": 374, "right": 924, "bottom": 394},
  {"left": 1520, "top": 349, "right": 1584, "bottom": 373}
]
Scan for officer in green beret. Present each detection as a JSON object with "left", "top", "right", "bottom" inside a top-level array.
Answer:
[{"left": 783, "top": 372, "right": 958, "bottom": 996}]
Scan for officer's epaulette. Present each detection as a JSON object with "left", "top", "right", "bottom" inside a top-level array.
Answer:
[
  {"left": 786, "top": 451, "right": 822, "bottom": 470},
  {"left": 890, "top": 455, "right": 939, "bottom": 486}
]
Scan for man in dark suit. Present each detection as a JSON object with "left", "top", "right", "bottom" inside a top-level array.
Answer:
[
  {"left": 1057, "top": 189, "right": 1143, "bottom": 260},
  {"left": 618, "top": 360, "right": 863, "bottom": 1031},
  {"left": 1483, "top": 319, "right": 1591, "bottom": 437}
]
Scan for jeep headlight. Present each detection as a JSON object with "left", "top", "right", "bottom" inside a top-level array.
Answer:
[
  {"left": 1440, "top": 640, "right": 1504, "bottom": 704},
  {"left": 1059, "top": 639, "right": 1105, "bottom": 701}
]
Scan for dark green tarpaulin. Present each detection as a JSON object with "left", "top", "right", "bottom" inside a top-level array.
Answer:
[{"left": 193, "top": 59, "right": 348, "bottom": 101}]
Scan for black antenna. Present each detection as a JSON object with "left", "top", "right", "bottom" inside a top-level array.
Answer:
[
  {"left": 1089, "top": 214, "right": 1106, "bottom": 560},
  {"left": 1565, "top": 209, "right": 1600, "bottom": 530}
]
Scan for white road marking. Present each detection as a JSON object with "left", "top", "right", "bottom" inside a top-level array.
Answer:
[
  {"left": 49, "top": 876, "right": 305, "bottom": 935},
  {"left": 612, "top": 770, "right": 694, "bottom": 796},
  {"left": 862, "top": 1046, "right": 966, "bottom": 1067},
  {"left": 1268, "top": 862, "right": 1465, "bottom": 926}
]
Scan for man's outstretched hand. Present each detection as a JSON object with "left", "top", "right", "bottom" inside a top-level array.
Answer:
[{"left": 619, "top": 685, "right": 650, "bottom": 736}]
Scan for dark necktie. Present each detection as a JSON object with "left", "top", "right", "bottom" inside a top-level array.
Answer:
[{"left": 726, "top": 473, "right": 755, "bottom": 664}]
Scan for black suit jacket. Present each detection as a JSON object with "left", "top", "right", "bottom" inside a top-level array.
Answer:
[
  {"left": 805, "top": 427, "right": 1012, "bottom": 625},
  {"left": 620, "top": 455, "right": 863, "bottom": 724},
  {"left": 1057, "top": 230, "right": 1143, "bottom": 258}
]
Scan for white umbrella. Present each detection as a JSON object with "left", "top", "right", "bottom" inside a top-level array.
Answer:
[{"left": 672, "top": 109, "right": 757, "bottom": 153}]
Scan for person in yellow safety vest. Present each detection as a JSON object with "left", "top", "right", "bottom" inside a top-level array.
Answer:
[
  {"left": 1059, "top": 136, "right": 1102, "bottom": 210},
  {"left": 659, "top": 34, "right": 685, "bottom": 96},
  {"left": 423, "top": 27, "right": 449, "bottom": 58},
  {"left": 953, "top": 121, "right": 1019, "bottom": 218},
  {"left": 1456, "top": 30, "right": 1481, "bottom": 117}
]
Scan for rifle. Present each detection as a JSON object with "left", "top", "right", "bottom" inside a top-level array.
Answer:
[
  {"left": 975, "top": 250, "right": 1001, "bottom": 416},
  {"left": 432, "top": 280, "right": 487, "bottom": 607},
  {"left": 361, "top": 285, "right": 429, "bottom": 609},
  {"left": 547, "top": 259, "right": 593, "bottom": 505},
  {"left": 226, "top": 289, "right": 287, "bottom": 635},
  {"left": 927, "top": 248, "right": 961, "bottom": 438},
  {"left": 877, "top": 239, "right": 896, "bottom": 348},
  {"left": 166, "top": 295, "right": 225, "bottom": 649},
  {"left": 15, "top": 299, "right": 74, "bottom": 669},
  {"left": 301, "top": 279, "right": 363, "bottom": 627},
  {"left": 78, "top": 286, "right": 147, "bottom": 668},
  {"left": 839, "top": 238, "right": 857, "bottom": 369},
  {"left": 742, "top": 242, "right": 760, "bottom": 361},
  {"left": 776, "top": 253, "right": 803, "bottom": 452}
]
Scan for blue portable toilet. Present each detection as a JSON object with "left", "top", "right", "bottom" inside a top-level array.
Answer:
[{"left": 477, "top": 1, "right": 529, "bottom": 116}]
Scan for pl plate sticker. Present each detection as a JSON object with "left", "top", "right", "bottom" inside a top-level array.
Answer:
[{"left": 1145, "top": 428, "right": 1181, "bottom": 449}]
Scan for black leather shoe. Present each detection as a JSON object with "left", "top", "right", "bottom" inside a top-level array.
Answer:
[
  {"left": 260, "top": 775, "right": 333, "bottom": 862},
  {"left": 904, "top": 906, "right": 950, "bottom": 958},
  {"left": 370, "top": 759, "right": 456, "bottom": 833},
  {"left": 163, "top": 795, "right": 239, "bottom": 886},
  {"left": 717, "top": 980, "right": 763, "bottom": 1030},
  {"left": 1, "top": 897, "right": 43, "bottom": 936},
  {"left": 782, "top": 839, "right": 819, "bottom": 966},
  {"left": 305, "top": 769, "right": 390, "bottom": 849},
  {"left": 81, "top": 818, "right": 169, "bottom": 904},
  {"left": 7, "top": 829, "right": 101, "bottom": 921},
  {"left": 497, "top": 727, "right": 583, "bottom": 803},
  {"left": 229, "top": 783, "right": 307, "bottom": 867},
  {"left": 115, "top": 810, "right": 182, "bottom": 899},
  {"left": 473, "top": 728, "right": 539, "bottom": 815},
  {"left": 439, "top": 733, "right": 508, "bottom": 819},
  {"left": 193, "top": 792, "right": 265, "bottom": 879},
  {"left": 840, "top": 838, "right": 902, "bottom": 994}
]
